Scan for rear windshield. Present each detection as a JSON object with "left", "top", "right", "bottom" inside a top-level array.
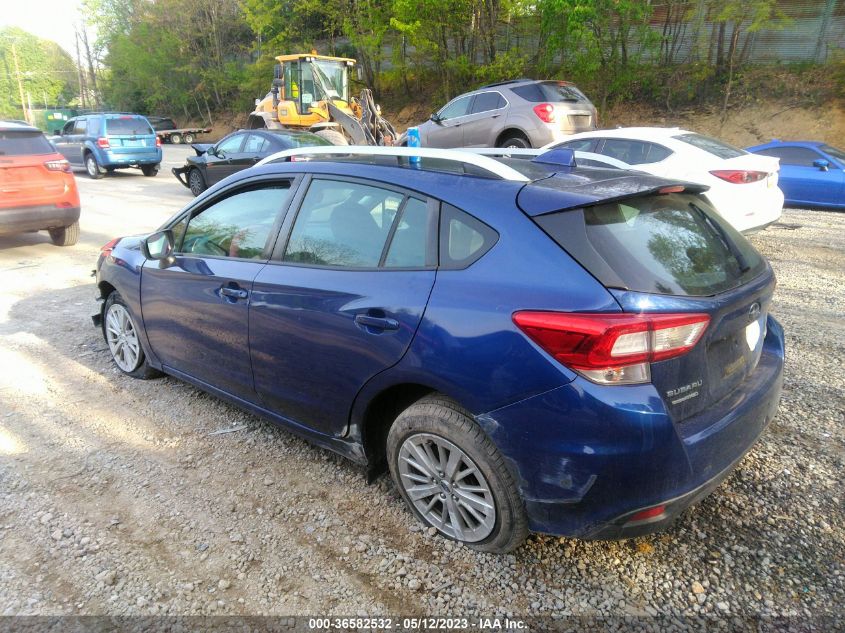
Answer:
[
  {"left": 673, "top": 133, "right": 745, "bottom": 160},
  {"left": 106, "top": 117, "right": 154, "bottom": 136},
  {"left": 0, "top": 130, "right": 54, "bottom": 156},
  {"left": 535, "top": 192, "right": 766, "bottom": 296},
  {"left": 512, "top": 82, "right": 587, "bottom": 103}
]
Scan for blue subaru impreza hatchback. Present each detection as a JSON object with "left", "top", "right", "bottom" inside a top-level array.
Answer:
[{"left": 93, "top": 146, "right": 784, "bottom": 552}]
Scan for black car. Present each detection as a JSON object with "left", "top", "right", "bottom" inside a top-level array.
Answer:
[{"left": 172, "top": 129, "right": 332, "bottom": 196}]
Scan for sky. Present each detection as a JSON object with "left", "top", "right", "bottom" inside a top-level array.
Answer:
[{"left": 0, "top": 0, "right": 88, "bottom": 56}]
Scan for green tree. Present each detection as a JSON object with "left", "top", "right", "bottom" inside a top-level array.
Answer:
[{"left": 0, "top": 27, "right": 77, "bottom": 118}]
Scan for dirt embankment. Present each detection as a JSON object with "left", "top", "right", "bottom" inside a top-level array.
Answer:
[{"left": 601, "top": 101, "right": 845, "bottom": 148}]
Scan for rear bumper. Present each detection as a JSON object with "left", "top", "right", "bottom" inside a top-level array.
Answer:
[
  {"left": 479, "top": 315, "right": 785, "bottom": 539},
  {"left": 0, "top": 205, "right": 81, "bottom": 235},
  {"left": 98, "top": 148, "right": 162, "bottom": 168}
]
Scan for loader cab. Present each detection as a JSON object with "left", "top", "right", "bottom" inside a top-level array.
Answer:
[{"left": 275, "top": 54, "right": 354, "bottom": 121}]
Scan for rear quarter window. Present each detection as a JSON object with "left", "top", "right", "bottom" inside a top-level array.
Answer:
[
  {"left": 106, "top": 117, "right": 154, "bottom": 136},
  {"left": 535, "top": 192, "right": 765, "bottom": 296},
  {"left": 0, "top": 131, "right": 55, "bottom": 155}
]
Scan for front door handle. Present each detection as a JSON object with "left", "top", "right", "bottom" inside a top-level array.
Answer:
[
  {"left": 355, "top": 314, "right": 400, "bottom": 330},
  {"left": 220, "top": 286, "right": 248, "bottom": 300}
]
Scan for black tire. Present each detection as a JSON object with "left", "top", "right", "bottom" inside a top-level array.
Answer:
[
  {"left": 497, "top": 135, "right": 531, "bottom": 149},
  {"left": 183, "top": 133, "right": 195, "bottom": 144},
  {"left": 188, "top": 168, "right": 206, "bottom": 196},
  {"left": 141, "top": 164, "right": 159, "bottom": 177},
  {"left": 102, "top": 292, "right": 161, "bottom": 380},
  {"left": 85, "top": 152, "right": 104, "bottom": 179},
  {"left": 48, "top": 220, "right": 79, "bottom": 247},
  {"left": 314, "top": 129, "right": 349, "bottom": 146},
  {"left": 386, "top": 395, "right": 529, "bottom": 553},
  {"left": 170, "top": 133, "right": 182, "bottom": 144}
]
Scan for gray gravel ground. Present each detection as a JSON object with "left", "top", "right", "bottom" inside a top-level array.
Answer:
[{"left": 0, "top": 168, "right": 842, "bottom": 629}]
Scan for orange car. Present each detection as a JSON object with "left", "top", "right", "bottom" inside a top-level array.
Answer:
[{"left": 0, "top": 120, "right": 81, "bottom": 246}]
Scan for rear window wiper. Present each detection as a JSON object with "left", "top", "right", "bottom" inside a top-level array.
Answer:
[{"left": 689, "top": 202, "right": 750, "bottom": 273}]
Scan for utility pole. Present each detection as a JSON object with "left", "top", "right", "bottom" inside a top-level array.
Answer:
[
  {"left": 11, "top": 43, "right": 28, "bottom": 123},
  {"left": 75, "top": 30, "right": 87, "bottom": 109}
]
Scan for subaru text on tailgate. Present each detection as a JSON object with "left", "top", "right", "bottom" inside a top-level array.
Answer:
[{"left": 92, "top": 146, "right": 784, "bottom": 552}]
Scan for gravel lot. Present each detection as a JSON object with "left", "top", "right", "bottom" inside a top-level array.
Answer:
[{"left": 0, "top": 150, "right": 843, "bottom": 626}]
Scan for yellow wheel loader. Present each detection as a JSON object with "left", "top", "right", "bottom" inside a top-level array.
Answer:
[{"left": 247, "top": 52, "right": 396, "bottom": 146}]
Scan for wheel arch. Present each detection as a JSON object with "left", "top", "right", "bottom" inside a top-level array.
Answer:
[
  {"left": 354, "top": 382, "right": 440, "bottom": 477},
  {"left": 495, "top": 127, "right": 530, "bottom": 147},
  {"left": 247, "top": 112, "right": 283, "bottom": 130}
]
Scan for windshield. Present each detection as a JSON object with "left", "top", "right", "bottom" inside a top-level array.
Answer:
[
  {"left": 312, "top": 60, "right": 349, "bottom": 102},
  {"left": 820, "top": 144, "right": 845, "bottom": 162}
]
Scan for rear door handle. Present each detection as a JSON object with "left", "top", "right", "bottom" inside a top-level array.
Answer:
[
  {"left": 220, "top": 286, "right": 248, "bottom": 300},
  {"left": 355, "top": 314, "right": 400, "bottom": 330}
]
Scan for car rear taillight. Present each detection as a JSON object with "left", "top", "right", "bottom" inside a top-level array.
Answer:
[
  {"left": 512, "top": 312, "right": 710, "bottom": 385},
  {"left": 44, "top": 159, "right": 71, "bottom": 172},
  {"left": 533, "top": 103, "right": 555, "bottom": 123},
  {"left": 97, "top": 137, "right": 110, "bottom": 149},
  {"left": 100, "top": 238, "right": 121, "bottom": 257},
  {"left": 709, "top": 169, "right": 768, "bottom": 184},
  {"left": 155, "top": 136, "right": 161, "bottom": 147}
]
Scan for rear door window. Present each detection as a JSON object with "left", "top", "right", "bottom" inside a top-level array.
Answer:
[
  {"left": 243, "top": 134, "right": 270, "bottom": 154},
  {"left": 73, "top": 119, "right": 88, "bottom": 135},
  {"left": 284, "top": 179, "right": 404, "bottom": 267},
  {"left": 535, "top": 193, "right": 765, "bottom": 296},
  {"left": 471, "top": 92, "right": 505, "bottom": 114},
  {"left": 597, "top": 139, "right": 672, "bottom": 165},
  {"left": 0, "top": 130, "right": 55, "bottom": 155},
  {"left": 673, "top": 133, "right": 745, "bottom": 160},
  {"left": 106, "top": 116, "right": 154, "bottom": 136}
]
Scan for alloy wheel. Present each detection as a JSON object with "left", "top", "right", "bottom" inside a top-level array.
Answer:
[
  {"left": 86, "top": 155, "right": 100, "bottom": 177},
  {"left": 189, "top": 170, "right": 204, "bottom": 196},
  {"left": 397, "top": 433, "right": 496, "bottom": 542},
  {"left": 105, "top": 304, "right": 142, "bottom": 372}
]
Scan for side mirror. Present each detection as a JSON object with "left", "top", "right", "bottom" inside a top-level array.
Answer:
[
  {"left": 143, "top": 230, "right": 174, "bottom": 261},
  {"left": 813, "top": 158, "right": 830, "bottom": 171},
  {"left": 211, "top": 147, "right": 222, "bottom": 158},
  {"left": 430, "top": 113, "right": 442, "bottom": 123}
]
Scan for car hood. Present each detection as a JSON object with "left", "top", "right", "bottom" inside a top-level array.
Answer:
[{"left": 191, "top": 143, "right": 213, "bottom": 156}]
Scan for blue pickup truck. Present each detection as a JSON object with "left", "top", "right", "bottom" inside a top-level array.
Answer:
[{"left": 51, "top": 113, "right": 162, "bottom": 179}]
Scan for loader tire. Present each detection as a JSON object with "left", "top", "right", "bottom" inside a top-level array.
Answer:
[{"left": 314, "top": 129, "right": 348, "bottom": 146}]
